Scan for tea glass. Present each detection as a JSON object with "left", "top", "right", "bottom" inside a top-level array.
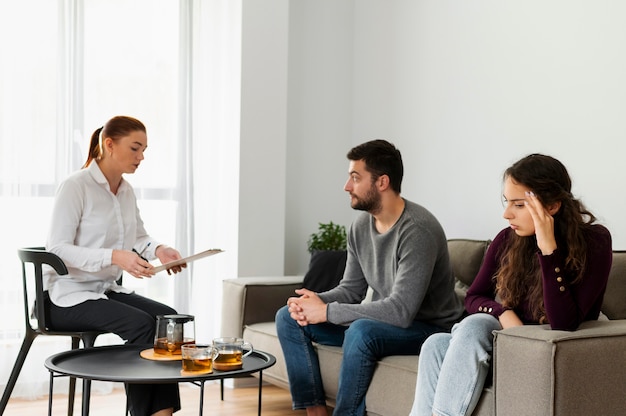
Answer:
[
  {"left": 212, "top": 337, "right": 253, "bottom": 371},
  {"left": 181, "top": 344, "right": 218, "bottom": 374}
]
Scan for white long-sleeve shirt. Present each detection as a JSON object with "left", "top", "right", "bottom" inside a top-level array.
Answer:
[{"left": 45, "top": 162, "right": 161, "bottom": 307}]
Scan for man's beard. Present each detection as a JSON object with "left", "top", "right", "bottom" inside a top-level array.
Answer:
[{"left": 351, "top": 185, "right": 382, "bottom": 213}]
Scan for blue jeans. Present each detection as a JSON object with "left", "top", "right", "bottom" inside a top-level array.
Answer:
[
  {"left": 275, "top": 305, "right": 445, "bottom": 415},
  {"left": 410, "top": 313, "right": 502, "bottom": 416}
]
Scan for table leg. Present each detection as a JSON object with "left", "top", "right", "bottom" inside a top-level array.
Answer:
[
  {"left": 258, "top": 371, "right": 263, "bottom": 416},
  {"left": 48, "top": 372, "right": 54, "bottom": 416},
  {"left": 81, "top": 379, "right": 91, "bottom": 416},
  {"left": 68, "top": 376, "right": 76, "bottom": 416},
  {"left": 198, "top": 380, "right": 205, "bottom": 416}
]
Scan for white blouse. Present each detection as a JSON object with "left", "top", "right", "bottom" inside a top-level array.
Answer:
[{"left": 45, "top": 162, "right": 161, "bottom": 307}]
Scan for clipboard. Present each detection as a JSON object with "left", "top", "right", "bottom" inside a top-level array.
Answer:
[{"left": 152, "top": 249, "right": 223, "bottom": 273}]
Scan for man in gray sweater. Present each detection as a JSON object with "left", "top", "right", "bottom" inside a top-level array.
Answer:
[{"left": 276, "top": 139, "right": 464, "bottom": 416}]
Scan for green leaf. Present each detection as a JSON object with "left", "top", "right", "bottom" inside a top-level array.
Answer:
[{"left": 306, "top": 221, "right": 347, "bottom": 252}]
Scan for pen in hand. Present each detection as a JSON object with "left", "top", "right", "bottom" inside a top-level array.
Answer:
[{"left": 132, "top": 242, "right": 151, "bottom": 262}]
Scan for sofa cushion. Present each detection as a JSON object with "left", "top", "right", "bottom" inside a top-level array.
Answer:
[
  {"left": 447, "top": 239, "right": 490, "bottom": 287},
  {"left": 243, "top": 322, "right": 291, "bottom": 390},
  {"left": 303, "top": 250, "right": 347, "bottom": 292},
  {"left": 601, "top": 251, "right": 626, "bottom": 319},
  {"left": 244, "top": 320, "right": 494, "bottom": 416}
]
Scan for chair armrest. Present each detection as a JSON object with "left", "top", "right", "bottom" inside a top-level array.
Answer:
[
  {"left": 493, "top": 320, "right": 626, "bottom": 416},
  {"left": 18, "top": 247, "right": 68, "bottom": 333},
  {"left": 221, "top": 276, "right": 303, "bottom": 338}
]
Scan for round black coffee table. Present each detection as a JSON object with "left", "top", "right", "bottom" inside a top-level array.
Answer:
[{"left": 45, "top": 344, "right": 276, "bottom": 416}]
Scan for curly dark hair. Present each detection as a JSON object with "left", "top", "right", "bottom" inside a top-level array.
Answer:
[{"left": 495, "top": 154, "right": 597, "bottom": 323}]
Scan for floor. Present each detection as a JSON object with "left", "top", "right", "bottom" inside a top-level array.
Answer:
[{"left": 3, "top": 380, "right": 310, "bottom": 416}]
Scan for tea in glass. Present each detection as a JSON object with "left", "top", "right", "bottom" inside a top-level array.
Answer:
[
  {"left": 213, "top": 350, "right": 243, "bottom": 371},
  {"left": 154, "top": 337, "right": 194, "bottom": 355},
  {"left": 181, "top": 344, "right": 217, "bottom": 374},
  {"left": 212, "top": 337, "right": 253, "bottom": 371}
]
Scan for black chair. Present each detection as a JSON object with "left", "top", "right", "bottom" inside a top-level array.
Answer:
[{"left": 0, "top": 247, "right": 106, "bottom": 416}]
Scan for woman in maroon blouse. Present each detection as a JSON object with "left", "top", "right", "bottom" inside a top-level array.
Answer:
[{"left": 409, "top": 154, "right": 612, "bottom": 416}]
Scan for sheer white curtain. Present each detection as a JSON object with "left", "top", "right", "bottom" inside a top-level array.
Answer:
[
  {"left": 185, "top": 0, "right": 241, "bottom": 345},
  {"left": 0, "top": 0, "right": 240, "bottom": 399}
]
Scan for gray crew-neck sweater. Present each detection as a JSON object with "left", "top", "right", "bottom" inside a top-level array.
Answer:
[{"left": 318, "top": 199, "right": 463, "bottom": 330}]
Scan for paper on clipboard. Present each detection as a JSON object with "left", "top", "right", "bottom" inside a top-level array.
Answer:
[{"left": 153, "top": 249, "right": 223, "bottom": 273}]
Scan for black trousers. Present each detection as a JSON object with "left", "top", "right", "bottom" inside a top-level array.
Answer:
[{"left": 46, "top": 291, "right": 181, "bottom": 415}]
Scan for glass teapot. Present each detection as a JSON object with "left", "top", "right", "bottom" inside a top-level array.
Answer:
[{"left": 153, "top": 314, "right": 195, "bottom": 355}]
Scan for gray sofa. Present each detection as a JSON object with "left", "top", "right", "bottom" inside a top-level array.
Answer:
[{"left": 221, "top": 239, "right": 626, "bottom": 416}]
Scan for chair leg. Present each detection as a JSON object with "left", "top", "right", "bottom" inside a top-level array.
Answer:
[
  {"left": 0, "top": 332, "right": 37, "bottom": 414},
  {"left": 81, "top": 333, "right": 99, "bottom": 348}
]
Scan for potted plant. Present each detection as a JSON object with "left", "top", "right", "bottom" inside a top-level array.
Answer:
[
  {"left": 307, "top": 221, "right": 347, "bottom": 253},
  {"left": 303, "top": 222, "right": 348, "bottom": 292}
]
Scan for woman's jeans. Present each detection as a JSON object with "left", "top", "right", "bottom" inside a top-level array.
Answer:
[
  {"left": 275, "top": 305, "right": 445, "bottom": 416},
  {"left": 410, "top": 313, "right": 502, "bottom": 416}
]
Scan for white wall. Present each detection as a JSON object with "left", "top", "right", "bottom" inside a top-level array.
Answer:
[
  {"left": 241, "top": 0, "right": 626, "bottom": 277},
  {"left": 238, "top": 0, "right": 290, "bottom": 276},
  {"left": 350, "top": 1, "right": 626, "bottom": 248},
  {"left": 284, "top": 1, "right": 357, "bottom": 274}
]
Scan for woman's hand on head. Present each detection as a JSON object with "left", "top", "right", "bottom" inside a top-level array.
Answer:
[
  {"left": 112, "top": 249, "right": 155, "bottom": 279},
  {"left": 525, "top": 191, "right": 558, "bottom": 255},
  {"left": 155, "top": 245, "right": 187, "bottom": 275}
]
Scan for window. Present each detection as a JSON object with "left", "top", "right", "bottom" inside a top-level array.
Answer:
[
  {"left": 1, "top": 0, "right": 180, "bottom": 316},
  {"left": 0, "top": 0, "right": 241, "bottom": 398}
]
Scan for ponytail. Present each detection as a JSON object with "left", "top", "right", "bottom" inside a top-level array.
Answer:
[{"left": 82, "top": 126, "right": 104, "bottom": 168}]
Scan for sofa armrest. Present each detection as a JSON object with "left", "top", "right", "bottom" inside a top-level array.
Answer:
[
  {"left": 221, "top": 276, "right": 303, "bottom": 338},
  {"left": 493, "top": 320, "right": 626, "bottom": 416}
]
